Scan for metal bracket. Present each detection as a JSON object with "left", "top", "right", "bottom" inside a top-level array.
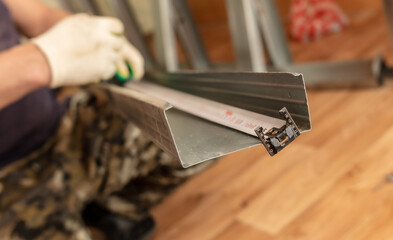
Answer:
[{"left": 255, "top": 107, "right": 300, "bottom": 156}]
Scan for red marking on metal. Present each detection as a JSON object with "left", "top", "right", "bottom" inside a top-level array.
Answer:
[{"left": 235, "top": 119, "right": 243, "bottom": 125}]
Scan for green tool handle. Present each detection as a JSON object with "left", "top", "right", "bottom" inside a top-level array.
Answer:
[{"left": 115, "top": 62, "right": 134, "bottom": 82}]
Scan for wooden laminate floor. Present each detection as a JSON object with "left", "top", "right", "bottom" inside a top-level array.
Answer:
[{"left": 151, "top": 6, "right": 393, "bottom": 240}]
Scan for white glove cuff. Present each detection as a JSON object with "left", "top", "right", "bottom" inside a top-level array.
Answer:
[{"left": 32, "top": 37, "right": 64, "bottom": 88}]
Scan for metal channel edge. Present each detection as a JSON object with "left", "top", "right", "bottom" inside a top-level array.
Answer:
[{"left": 145, "top": 71, "right": 311, "bottom": 132}]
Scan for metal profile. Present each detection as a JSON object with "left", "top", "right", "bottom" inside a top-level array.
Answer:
[
  {"left": 129, "top": 81, "right": 287, "bottom": 136},
  {"left": 102, "top": 71, "right": 310, "bottom": 167},
  {"left": 272, "top": 57, "right": 383, "bottom": 88},
  {"left": 107, "top": 0, "right": 156, "bottom": 68},
  {"left": 146, "top": 71, "right": 311, "bottom": 131},
  {"left": 172, "top": 0, "right": 210, "bottom": 70},
  {"left": 152, "top": 0, "right": 179, "bottom": 71},
  {"left": 104, "top": 83, "right": 260, "bottom": 168},
  {"left": 254, "top": 0, "right": 292, "bottom": 67},
  {"left": 226, "top": 0, "right": 267, "bottom": 72}
]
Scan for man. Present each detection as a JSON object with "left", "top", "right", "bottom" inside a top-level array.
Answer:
[{"left": 0, "top": 1, "right": 212, "bottom": 239}]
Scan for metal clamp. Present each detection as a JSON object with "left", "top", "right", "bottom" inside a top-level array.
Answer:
[{"left": 255, "top": 107, "right": 300, "bottom": 156}]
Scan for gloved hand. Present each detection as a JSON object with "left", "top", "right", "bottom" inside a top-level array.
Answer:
[
  {"left": 115, "top": 37, "right": 144, "bottom": 81},
  {"left": 32, "top": 14, "right": 144, "bottom": 88}
]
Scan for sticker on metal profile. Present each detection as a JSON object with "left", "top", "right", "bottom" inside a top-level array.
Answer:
[{"left": 254, "top": 107, "right": 301, "bottom": 156}]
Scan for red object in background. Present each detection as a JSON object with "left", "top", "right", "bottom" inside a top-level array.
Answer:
[{"left": 290, "top": 0, "right": 349, "bottom": 42}]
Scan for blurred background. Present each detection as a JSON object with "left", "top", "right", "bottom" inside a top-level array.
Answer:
[
  {"left": 41, "top": 0, "right": 393, "bottom": 65},
  {"left": 41, "top": 0, "right": 393, "bottom": 239}
]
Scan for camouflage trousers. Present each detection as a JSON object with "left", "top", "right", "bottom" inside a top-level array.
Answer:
[{"left": 0, "top": 86, "right": 213, "bottom": 240}]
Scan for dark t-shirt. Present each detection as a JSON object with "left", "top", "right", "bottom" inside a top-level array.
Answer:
[{"left": 0, "top": 1, "right": 67, "bottom": 168}]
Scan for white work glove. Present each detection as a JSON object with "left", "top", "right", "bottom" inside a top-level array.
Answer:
[{"left": 32, "top": 14, "right": 144, "bottom": 88}]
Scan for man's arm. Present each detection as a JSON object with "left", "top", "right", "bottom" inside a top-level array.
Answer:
[
  {"left": 3, "top": 0, "right": 70, "bottom": 37},
  {"left": 0, "top": 6, "right": 144, "bottom": 110},
  {"left": 0, "top": 43, "right": 50, "bottom": 109},
  {"left": 0, "top": 0, "right": 66, "bottom": 109}
]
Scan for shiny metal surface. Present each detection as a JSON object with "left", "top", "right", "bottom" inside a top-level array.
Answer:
[
  {"left": 129, "top": 81, "right": 286, "bottom": 136},
  {"left": 146, "top": 71, "right": 311, "bottom": 131},
  {"left": 226, "top": 0, "right": 267, "bottom": 72},
  {"left": 172, "top": 0, "right": 210, "bottom": 70},
  {"left": 152, "top": 0, "right": 179, "bottom": 71},
  {"left": 272, "top": 57, "right": 383, "bottom": 88},
  {"left": 254, "top": 0, "right": 292, "bottom": 67},
  {"left": 102, "top": 69, "right": 311, "bottom": 167},
  {"left": 167, "top": 109, "right": 261, "bottom": 167},
  {"left": 103, "top": 84, "right": 264, "bottom": 168}
]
